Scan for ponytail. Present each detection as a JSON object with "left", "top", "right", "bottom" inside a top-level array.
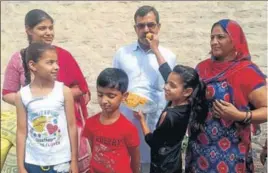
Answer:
[
  {"left": 20, "top": 48, "right": 31, "bottom": 85},
  {"left": 188, "top": 79, "right": 208, "bottom": 131},
  {"left": 172, "top": 65, "right": 208, "bottom": 132}
]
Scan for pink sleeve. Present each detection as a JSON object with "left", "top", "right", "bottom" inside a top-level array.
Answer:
[{"left": 2, "top": 52, "right": 24, "bottom": 94}]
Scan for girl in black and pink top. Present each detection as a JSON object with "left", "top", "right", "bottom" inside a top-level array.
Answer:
[{"left": 134, "top": 63, "right": 208, "bottom": 173}]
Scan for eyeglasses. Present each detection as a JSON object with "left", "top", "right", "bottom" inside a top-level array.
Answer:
[{"left": 135, "top": 22, "right": 158, "bottom": 29}]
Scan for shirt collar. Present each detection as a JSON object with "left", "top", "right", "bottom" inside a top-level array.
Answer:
[{"left": 132, "top": 41, "right": 153, "bottom": 54}]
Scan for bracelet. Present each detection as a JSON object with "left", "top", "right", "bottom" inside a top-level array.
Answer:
[
  {"left": 244, "top": 111, "right": 252, "bottom": 124},
  {"left": 239, "top": 110, "right": 249, "bottom": 123}
]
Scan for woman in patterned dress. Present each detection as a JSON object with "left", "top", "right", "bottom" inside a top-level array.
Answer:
[{"left": 185, "top": 19, "right": 267, "bottom": 173}]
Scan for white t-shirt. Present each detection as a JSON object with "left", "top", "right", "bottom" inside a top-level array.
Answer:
[
  {"left": 113, "top": 42, "right": 176, "bottom": 163},
  {"left": 20, "top": 81, "right": 71, "bottom": 166}
]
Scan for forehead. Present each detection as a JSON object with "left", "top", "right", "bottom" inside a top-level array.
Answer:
[
  {"left": 35, "top": 19, "right": 53, "bottom": 27},
  {"left": 168, "top": 72, "right": 183, "bottom": 84},
  {"left": 39, "top": 49, "right": 57, "bottom": 60},
  {"left": 97, "top": 86, "right": 122, "bottom": 94},
  {"left": 211, "top": 25, "right": 227, "bottom": 35},
  {"left": 136, "top": 11, "right": 157, "bottom": 23}
]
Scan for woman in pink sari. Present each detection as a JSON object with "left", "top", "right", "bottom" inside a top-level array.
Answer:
[{"left": 2, "top": 9, "right": 91, "bottom": 173}]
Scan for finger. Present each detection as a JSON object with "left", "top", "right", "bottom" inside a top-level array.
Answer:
[
  {"left": 213, "top": 101, "right": 222, "bottom": 112},
  {"left": 145, "top": 38, "right": 151, "bottom": 44},
  {"left": 260, "top": 154, "right": 265, "bottom": 165},
  {"left": 211, "top": 107, "right": 221, "bottom": 117},
  {"left": 219, "top": 99, "right": 230, "bottom": 106}
]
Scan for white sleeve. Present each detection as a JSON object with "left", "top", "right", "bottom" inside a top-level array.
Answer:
[
  {"left": 167, "top": 52, "right": 177, "bottom": 70},
  {"left": 112, "top": 49, "right": 121, "bottom": 68}
]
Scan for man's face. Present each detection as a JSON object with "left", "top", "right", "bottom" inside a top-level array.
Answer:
[{"left": 134, "top": 11, "right": 161, "bottom": 46}]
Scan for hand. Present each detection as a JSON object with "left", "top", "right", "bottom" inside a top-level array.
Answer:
[
  {"left": 260, "top": 141, "right": 267, "bottom": 165},
  {"left": 260, "top": 148, "right": 267, "bottom": 165},
  {"left": 133, "top": 110, "right": 145, "bottom": 121},
  {"left": 83, "top": 92, "right": 91, "bottom": 105},
  {"left": 69, "top": 160, "right": 78, "bottom": 173},
  {"left": 145, "top": 33, "right": 159, "bottom": 54},
  {"left": 70, "top": 85, "right": 83, "bottom": 100},
  {"left": 19, "top": 168, "right": 28, "bottom": 173},
  {"left": 212, "top": 100, "right": 243, "bottom": 121}
]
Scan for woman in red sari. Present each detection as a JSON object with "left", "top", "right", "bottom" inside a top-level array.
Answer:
[
  {"left": 2, "top": 9, "right": 91, "bottom": 173},
  {"left": 185, "top": 19, "right": 267, "bottom": 172}
]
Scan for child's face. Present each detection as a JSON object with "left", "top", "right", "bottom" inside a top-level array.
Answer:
[
  {"left": 97, "top": 86, "right": 127, "bottom": 114},
  {"left": 29, "top": 49, "right": 59, "bottom": 81},
  {"left": 164, "top": 72, "right": 191, "bottom": 103}
]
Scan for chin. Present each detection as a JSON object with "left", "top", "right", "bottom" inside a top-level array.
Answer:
[
  {"left": 139, "top": 39, "right": 149, "bottom": 45},
  {"left": 43, "top": 40, "right": 53, "bottom": 45},
  {"left": 165, "top": 95, "right": 171, "bottom": 101}
]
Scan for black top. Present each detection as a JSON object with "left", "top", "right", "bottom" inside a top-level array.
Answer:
[{"left": 144, "top": 63, "right": 191, "bottom": 173}]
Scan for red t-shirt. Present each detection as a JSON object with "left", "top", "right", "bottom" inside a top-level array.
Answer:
[{"left": 82, "top": 113, "right": 139, "bottom": 173}]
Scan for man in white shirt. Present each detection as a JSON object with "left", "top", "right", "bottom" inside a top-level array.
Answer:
[{"left": 113, "top": 5, "right": 176, "bottom": 172}]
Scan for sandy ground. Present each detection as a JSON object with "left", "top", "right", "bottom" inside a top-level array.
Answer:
[{"left": 1, "top": 1, "right": 267, "bottom": 172}]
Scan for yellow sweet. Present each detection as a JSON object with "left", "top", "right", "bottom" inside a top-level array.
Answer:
[{"left": 124, "top": 93, "right": 148, "bottom": 108}]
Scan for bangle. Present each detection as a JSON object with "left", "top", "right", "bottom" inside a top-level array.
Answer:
[
  {"left": 239, "top": 111, "right": 249, "bottom": 123},
  {"left": 242, "top": 110, "right": 252, "bottom": 124},
  {"left": 244, "top": 111, "right": 252, "bottom": 124}
]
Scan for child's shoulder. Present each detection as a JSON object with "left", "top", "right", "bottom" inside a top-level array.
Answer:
[
  {"left": 118, "top": 113, "right": 138, "bottom": 131},
  {"left": 85, "top": 113, "right": 101, "bottom": 123}
]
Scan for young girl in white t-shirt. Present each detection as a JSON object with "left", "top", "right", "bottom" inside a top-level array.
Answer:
[{"left": 15, "top": 42, "right": 78, "bottom": 173}]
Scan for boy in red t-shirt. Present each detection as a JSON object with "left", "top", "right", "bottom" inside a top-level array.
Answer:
[{"left": 82, "top": 68, "right": 140, "bottom": 173}]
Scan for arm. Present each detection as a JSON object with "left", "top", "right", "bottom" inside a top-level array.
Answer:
[
  {"left": 134, "top": 111, "right": 170, "bottom": 148},
  {"left": 247, "top": 86, "right": 267, "bottom": 123},
  {"left": 2, "top": 92, "right": 17, "bottom": 106},
  {"left": 146, "top": 34, "right": 167, "bottom": 66},
  {"left": 213, "top": 67, "right": 267, "bottom": 123},
  {"left": 159, "top": 63, "right": 172, "bottom": 83},
  {"left": 128, "top": 146, "right": 140, "bottom": 173},
  {"left": 125, "top": 123, "right": 140, "bottom": 173},
  {"left": 112, "top": 49, "right": 121, "bottom": 68},
  {"left": 213, "top": 88, "right": 267, "bottom": 124},
  {"left": 63, "top": 86, "right": 78, "bottom": 172},
  {"left": 2, "top": 52, "right": 23, "bottom": 106},
  {"left": 15, "top": 92, "right": 28, "bottom": 173},
  {"left": 62, "top": 49, "right": 89, "bottom": 100},
  {"left": 70, "top": 84, "right": 84, "bottom": 99},
  {"left": 146, "top": 35, "right": 174, "bottom": 82},
  {"left": 260, "top": 139, "right": 267, "bottom": 165}
]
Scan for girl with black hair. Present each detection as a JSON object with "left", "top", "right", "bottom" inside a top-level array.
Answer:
[
  {"left": 2, "top": 9, "right": 91, "bottom": 172},
  {"left": 134, "top": 62, "right": 208, "bottom": 173}
]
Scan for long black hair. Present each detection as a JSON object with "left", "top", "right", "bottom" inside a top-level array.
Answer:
[
  {"left": 22, "top": 42, "right": 55, "bottom": 85},
  {"left": 20, "top": 9, "right": 54, "bottom": 84},
  {"left": 173, "top": 65, "right": 208, "bottom": 131}
]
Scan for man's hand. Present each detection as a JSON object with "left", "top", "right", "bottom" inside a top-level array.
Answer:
[{"left": 145, "top": 33, "right": 159, "bottom": 54}]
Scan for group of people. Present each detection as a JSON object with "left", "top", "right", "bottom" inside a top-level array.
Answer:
[{"left": 1, "top": 5, "right": 267, "bottom": 173}]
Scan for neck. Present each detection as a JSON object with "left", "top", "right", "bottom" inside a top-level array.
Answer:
[
  {"left": 138, "top": 40, "right": 150, "bottom": 52},
  {"left": 31, "top": 77, "right": 54, "bottom": 89},
  {"left": 100, "top": 109, "right": 121, "bottom": 125},
  {"left": 171, "top": 99, "right": 189, "bottom": 107},
  {"left": 215, "top": 51, "right": 236, "bottom": 62}
]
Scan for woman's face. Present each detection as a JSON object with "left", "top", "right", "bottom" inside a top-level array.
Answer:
[
  {"left": 210, "top": 25, "right": 234, "bottom": 59},
  {"left": 26, "top": 19, "right": 54, "bottom": 44}
]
